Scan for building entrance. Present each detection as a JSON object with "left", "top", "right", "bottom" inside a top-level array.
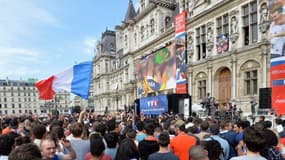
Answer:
[{"left": 218, "top": 68, "right": 231, "bottom": 106}]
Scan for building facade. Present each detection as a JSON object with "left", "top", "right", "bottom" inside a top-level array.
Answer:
[
  {"left": 92, "top": 0, "right": 271, "bottom": 114},
  {"left": 0, "top": 78, "right": 71, "bottom": 115}
]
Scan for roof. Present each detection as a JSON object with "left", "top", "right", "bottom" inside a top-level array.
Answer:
[{"left": 124, "top": 0, "right": 137, "bottom": 22}]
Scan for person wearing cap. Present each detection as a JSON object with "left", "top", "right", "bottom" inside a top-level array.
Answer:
[
  {"left": 148, "top": 132, "right": 178, "bottom": 160},
  {"left": 170, "top": 119, "right": 197, "bottom": 160}
]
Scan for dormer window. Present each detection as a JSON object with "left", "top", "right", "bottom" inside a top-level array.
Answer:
[{"left": 140, "top": 0, "right": 145, "bottom": 10}]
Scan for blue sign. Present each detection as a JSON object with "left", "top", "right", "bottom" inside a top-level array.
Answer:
[{"left": 140, "top": 95, "right": 168, "bottom": 115}]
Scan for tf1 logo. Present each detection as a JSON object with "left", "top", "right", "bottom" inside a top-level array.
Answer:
[{"left": 147, "top": 99, "right": 158, "bottom": 108}]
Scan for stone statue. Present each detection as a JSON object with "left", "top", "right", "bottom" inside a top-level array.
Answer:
[
  {"left": 260, "top": 3, "right": 269, "bottom": 23},
  {"left": 231, "top": 16, "right": 238, "bottom": 34},
  {"left": 207, "top": 27, "right": 213, "bottom": 43}
]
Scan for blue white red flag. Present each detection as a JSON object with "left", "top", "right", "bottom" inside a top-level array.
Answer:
[{"left": 36, "top": 61, "right": 93, "bottom": 100}]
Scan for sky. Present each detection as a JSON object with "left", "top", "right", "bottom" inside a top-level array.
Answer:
[{"left": 0, "top": 0, "right": 139, "bottom": 81}]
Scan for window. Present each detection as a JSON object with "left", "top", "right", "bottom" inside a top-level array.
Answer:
[
  {"left": 19, "top": 110, "right": 22, "bottom": 113},
  {"left": 242, "top": 1, "right": 258, "bottom": 45},
  {"left": 196, "top": 25, "right": 207, "bottom": 60},
  {"left": 12, "top": 110, "right": 15, "bottom": 114},
  {"left": 217, "top": 14, "right": 229, "bottom": 36},
  {"left": 4, "top": 104, "right": 7, "bottom": 108},
  {"left": 198, "top": 80, "right": 207, "bottom": 99},
  {"left": 165, "top": 16, "right": 171, "bottom": 28},
  {"left": 134, "top": 33, "right": 137, "bottom": 45},
  {"left": 150, "top": 19, "right": 155, "bottom": 34},
  {"left": 124, "top": 35, "right": 128, "bottom": 48},
  {"left": 140, "top": 0, "right": 145, "bottom": 9},
  {"left": 12, "top": 104, "right": 15, "bottom": 108},
  {"left": 245, "top": 70, "right": 258, "bottom": 95},
  {"left": 105, "top": 61, "right": 108, "bottom": 72},
  {"left": 19, "top": 104, "right": 21, "bottom": 108}
]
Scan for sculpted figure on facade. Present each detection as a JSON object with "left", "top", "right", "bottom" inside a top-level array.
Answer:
[
  {"left": 231, "top": 16, "right": 238, "bottom": 34},
  {"left": 207, "top": 27, "right": 213, "bottom": 43},
  {"left": 259, "top": 3, "right": 270, "bottom": 33},
  {"left": 260, "top": 3, "right": 269, "bottom": 23},
  {"left": 187, "top": 32, "right": 194, "bottom": 59}
]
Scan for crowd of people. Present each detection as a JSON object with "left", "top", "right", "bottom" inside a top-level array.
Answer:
[{"left": 0, "top": 109, "right": 285, "bottom": 160}]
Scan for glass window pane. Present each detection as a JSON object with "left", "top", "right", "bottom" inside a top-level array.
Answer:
[
  {"left": 202, "top": 26, "right": 206, "bottom": 34},
  {"left": 224, "top": 25, "right": 229, "bottom": 34},
  {"left": 252, "top": 24, "right": 258, "bottom": 42},
  {"left": 251, "top": 13, "right": 257, "bottom": 23},
  {"left": 224, "top": 15, "right": 229, "bottom": 24},
  {"left": 246, "top": 80, "right": 250, "bottom": 94},
  {"left": 251, "top": 1, "right": 257, "bottom": 12},
  {"left": 243, "top": 16, "right": 249, "bottom": 26},
  {"left": 253, "top": 79, "right": 258, "bottom": 94},
  {"left": 246, "top": 72, "right": 250, "bottom": 78},
  {"left": 243, "top": 5, "right": 249, "bottom": 15},
  {"left": 253, "top": 70, "right": 257, "bottom": 77}
]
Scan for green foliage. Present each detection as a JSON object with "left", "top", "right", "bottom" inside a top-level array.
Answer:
[{"left": 73, "top": 105, "right": 81, "bottom": 113}]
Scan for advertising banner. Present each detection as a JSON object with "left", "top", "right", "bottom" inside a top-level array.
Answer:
[
  {"left": 140, "top": 95, "right": 168, "bottom": 115},
  {"left": 136, "top": 44, "right": 176, "bottom": 94},
  {"left": 175, "top": 11, "right": 187, "bottom": 94},
  {"left": 271, "top": 57, "right": 285, "bottom": 115},
  {"left": 269, "top": 0, "right": 285, "bottom": 115}
]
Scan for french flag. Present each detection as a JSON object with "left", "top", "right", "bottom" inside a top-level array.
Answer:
[{"left": 36, "top": 61, "right": 93, "bottom": 100}]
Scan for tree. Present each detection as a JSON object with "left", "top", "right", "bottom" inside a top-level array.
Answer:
[{"left": 73, "top": 105, "right": 81, "bottom": 113}]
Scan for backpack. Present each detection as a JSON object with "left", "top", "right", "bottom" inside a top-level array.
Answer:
[{"left": 219, "top": 132, "right": 237, "bottom": 159}]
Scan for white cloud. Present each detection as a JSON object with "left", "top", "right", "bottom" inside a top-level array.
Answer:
[
  {"left": 0, "top": 46, "right": 45, "bottom": 79},
  {"left": 0, "top": 0, "right": 60, "bottom": 45},
  {"left": 83, "top": 37, "right": 97, "bottom": 55}
]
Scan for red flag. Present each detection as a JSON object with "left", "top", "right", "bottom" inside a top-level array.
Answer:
[{"left": 36, "top": 76, "right": 56, "bottom": 100}]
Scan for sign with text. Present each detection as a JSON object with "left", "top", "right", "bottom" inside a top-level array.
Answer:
[
  {"left": 175, "top": 11, "right": 187, "bottom": 94},
  {"left": 140, "top": 95, "right": 168, "bottom": 115}
]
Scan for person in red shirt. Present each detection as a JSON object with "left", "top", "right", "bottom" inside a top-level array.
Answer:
[{"left": 170, "top": 119, "right": 197, "bottom": 160}]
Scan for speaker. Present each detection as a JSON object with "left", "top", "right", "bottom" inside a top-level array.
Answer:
[{"left": 259, "top": 88, "right": 271, "bottom": 109}]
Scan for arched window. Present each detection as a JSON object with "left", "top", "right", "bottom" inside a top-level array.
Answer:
[{"left": 165, "top": 16, "right": 171, "bottom": 28}]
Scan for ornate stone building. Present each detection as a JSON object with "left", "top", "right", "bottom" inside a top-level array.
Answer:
[{"left": 92, "top": 0, "right": 271, "bottom": 114}]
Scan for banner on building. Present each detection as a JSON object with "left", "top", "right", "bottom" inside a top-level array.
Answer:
[
  {"left": 269, "top": 0, "right": 285, "bottom": 115},
  {"left": 175, "top": 11, "right": 187, "bottom": 94},
  {"left": 271, "top": 57, "right": 285, "bottom": 115},
  {"left": 136, "top": 43, "right": 176, "bottom": 95},
  {"left": 269, "top": 0, "right": 285, "bottom": 58},
  {"left": 139, "top": 95, "right": 168, "bottom": 115},
  {"left": 216, "top": 34, "right": 229, "bottom": 53}
]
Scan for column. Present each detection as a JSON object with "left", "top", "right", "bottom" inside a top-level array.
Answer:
[
  {"left": 188, "top": 70, "right": 193, "bottom": 95},
  {"left": 261, "top": 44, "right": 268, "bottom": 87},
  {"left": 231, "top": 56, "right": 237, "bottom": 100},
  {"left": 207, "top": 64, "right": 213, "bottom": 95}
]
